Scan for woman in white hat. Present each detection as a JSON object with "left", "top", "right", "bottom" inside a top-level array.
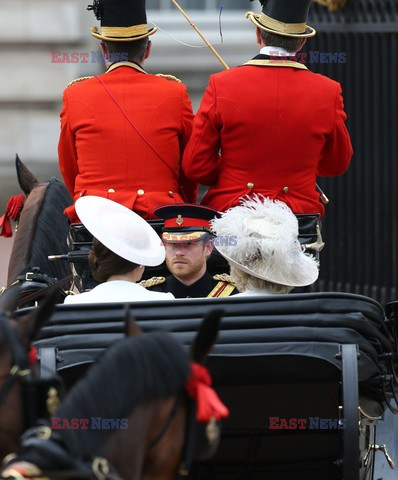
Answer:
[
  {"left": 211, "top": 196, "right": 319, "bottom": 296},
  {"left": 64, "top": 196, "right": 174, "bottom": 304}
]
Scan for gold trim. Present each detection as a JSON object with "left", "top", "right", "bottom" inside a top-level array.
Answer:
[
  {"left": 218, "top": 283, "right": 236, "bottom": 297},
  {"left": 1, "top": 464, "right": 48, "bottom": 480},
  {"left": 67, "top": 76, "right": 94, "bottom": 88},
  {"left": 245, "top": 11, "right": 316, "bottom": 38},
  {"left": 245, "top": 59, "right": 308, "bottom": 70},
  {"left": 314, "top": 0, "right": 349, "bottom": 12},
  {"left": 208, "top": 281, "right": 236, "bottom": 298},
  {"left": 106, "top": 61, "right": 147, "bottom": 75},
  {"left": 259, "top": 13, "right": 306, "bottom": 34},
  {"left": 156, "top": 73, "right": 182, "bottom": 83},
  {"left": 101, "top": 25, "right": 148, "bottom": 37},
  {"left": 139, "top": 276, "right": 166, "bottom": 288},
  {"left": 91, "top": 25, "right": 157, "bottom": 42}
]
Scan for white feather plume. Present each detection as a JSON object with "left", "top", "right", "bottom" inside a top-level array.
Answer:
[{"left": 211, "top": 195, "right": 319, "bottom": 286}]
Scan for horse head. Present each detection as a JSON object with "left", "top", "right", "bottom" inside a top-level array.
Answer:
[
  {"left": 0, "top": 286, "right": 61, "bottom": 459},
  {"left": 6, "top": 156, "right": 73, "bottom": 306},
  {"left": 1, "top": 309, "right": 227, "bottom": 480}
]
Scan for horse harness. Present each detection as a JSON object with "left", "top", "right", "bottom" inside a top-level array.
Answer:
[
  {"left": 2, "top": 391, "right": 219, "bottom": 480},
  {"left": 148, "top": 392, "right": 220, "bottom": 479},
  {"left": 0, "top": 314, "right": 62, "bottom": 431}
]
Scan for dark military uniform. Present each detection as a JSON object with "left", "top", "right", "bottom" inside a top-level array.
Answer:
[
  {"left": 142, "top": 203, "right": 238, "bottom": 298},
  {"left": 140, "top": 272, "right": 236, "bottom": 299}
]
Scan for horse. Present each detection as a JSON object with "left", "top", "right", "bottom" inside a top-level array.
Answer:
[
  {"left": 5, "top": 156, "right": 73, "bottom": 305},
  {"left": 0, "top": 285, "right": 62, "bottom": 460},
  {"left": 2, "top": 309, "right": 227, "bottom": 480}
]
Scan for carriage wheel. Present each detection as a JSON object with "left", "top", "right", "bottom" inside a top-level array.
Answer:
[{"left": 341, "top": 344, "right": 360, "bottom": 480}]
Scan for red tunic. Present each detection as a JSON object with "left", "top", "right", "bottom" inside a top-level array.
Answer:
[
  {"left": 182, "top": 59, "right": 353, "bottom": 216},
  {"left": 58, "top": 62, "right": 197, "bottom": 223}
]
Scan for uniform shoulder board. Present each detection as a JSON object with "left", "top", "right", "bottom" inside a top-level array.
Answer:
[
  {"left": 155, "top": 73, "right": 182, "bottom": 84},
  {"left": 66, "top": 76, "right": 94, "bottom": 88},
  {"left": 213, "top": 273, "right": 235, "bottom": 285},
  {"left": 139, "top": 276, "right": 166, "bottom": 288}
]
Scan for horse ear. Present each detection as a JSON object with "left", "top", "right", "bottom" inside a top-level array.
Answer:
[
  {"left": 124, "top": 305, "right": 142, "bottom": 336},
  {"left": 17, "top": 288, "right": 58, "bottom": 345},
  {"left": 16, "top": 154, "right": 39, "bottom": 196},
  {"left": 191, "top": 309, "right": 224, "bottom": 363},
  {"left": 0, "top": 284, "right": 20, "bottom": 315}
]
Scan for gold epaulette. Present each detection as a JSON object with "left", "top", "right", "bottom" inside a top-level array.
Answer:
[
  {"left": 208, "top": 274, "right": 236, "bottom": 298},
  {"left": 139, "top": 276, "right": 166, "bottom": 288},
  {"left": 66, "top": 76, "right": 94, "bottom": 88},
  {"left": 213, "top": 273, "right": 235, "bottom": 284},
  {"left": 155, "top": 73, "right": 182, "bottom": 84}
]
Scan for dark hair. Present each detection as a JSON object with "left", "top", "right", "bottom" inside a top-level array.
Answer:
[
  {"left": 260, "top": 30, "right": 306, "bottom": 53},
  {"left": 88, "top": 238, "right": 139, "bottom": 282},
  {"left": 102, "top": 38, "right": 149, "bottom": 64}
]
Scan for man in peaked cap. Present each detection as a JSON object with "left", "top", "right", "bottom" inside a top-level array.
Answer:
[
  {"left": 140, "top": 204, "right": 237, "bottom": 298},
  {"left": 182, "top": 0, "right": 352, "bottom": 219},
  {"left": 58, "top": 0, "right": 197, "bottom": 224}
]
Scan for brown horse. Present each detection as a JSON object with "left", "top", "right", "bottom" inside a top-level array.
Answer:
[
  {"left": 6, "top": 156, "right": 72, "bottom": 304},
  {"left": 0, "top": 285, "right": 61, "bottom": 460},
  {"left": 2, "top": 309, "right": 226, "bottom": 480}
]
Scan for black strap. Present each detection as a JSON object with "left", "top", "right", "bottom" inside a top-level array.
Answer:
[{"left": 148, "top": 395, "right": 181, "bottom": 449}]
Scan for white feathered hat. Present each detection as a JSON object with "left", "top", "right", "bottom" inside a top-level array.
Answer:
[
  {"left": 210, "top": 196, "right": 319, "bottom": 287},
  {"left": 75, "top": 196, "right": 165, "bottom": 267}
]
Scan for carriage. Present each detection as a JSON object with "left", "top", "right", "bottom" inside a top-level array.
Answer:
[
  {"left": 20, "top": 291, "right": 396, "bottom": 480},
  {"left": 1, "top": 159, "right": 398, "bottom": 479}
]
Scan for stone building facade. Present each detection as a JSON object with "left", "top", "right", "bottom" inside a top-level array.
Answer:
[{"left": 0, "top": 0, "right": 253, "bottom": 208}]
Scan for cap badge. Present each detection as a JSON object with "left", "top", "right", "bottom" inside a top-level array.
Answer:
[{"left": 176, "top": 215, "right": 183, "bottom": 226}]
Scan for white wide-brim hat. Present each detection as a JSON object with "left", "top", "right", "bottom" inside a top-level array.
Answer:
[
  {"left": 75, "top": 196, "right": 165, "bottom": 267},
  {"left": 211, "top": 196, "right": 319, "bottom": 287}
]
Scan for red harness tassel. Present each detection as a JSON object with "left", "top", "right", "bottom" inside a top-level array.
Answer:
[
  {"left": 185, "top": 363, "right": 229, "bottom": 422},
  {"left": 0, "top": 194, "right": 25, "bottom": 238}
]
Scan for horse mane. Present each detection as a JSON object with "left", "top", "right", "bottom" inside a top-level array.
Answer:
[
  {"left": 30, "top": 179, "right": 71, "bottom": 279},
  {"left": 51, "top": 332, "right": 190, "bottom": 458},
  {"left": 8, "top": 178, "right": 72, "bottom": 283}
]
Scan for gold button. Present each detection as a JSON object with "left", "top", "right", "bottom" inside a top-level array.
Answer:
[
  {"left": 169, "top": 191, "right": 174, "bottom": 197},
  {"left": 247, "top": 182, "right": 254, "bottom": 189},
  {"left": 137, "top": 189, "right": 145, "bottom": 196},
  {"left": 282, "top": 186, "right": 289, "bottom": 193},
  {"left": 107, "top": 188, "right": 115, "bottom": 193}
]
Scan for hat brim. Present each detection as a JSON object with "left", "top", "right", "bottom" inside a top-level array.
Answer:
[
  {"left": 161, "top": 231, "right": 210, "bottom": 244},
  {"left": 75, "top": 196, "right": 165, "bottom": 267},
  {"left": 92, "top": 26, "right": 157, "bottom": 42},
  {"left": 245, "top": 11, "right": 316, "bottom": 38},
  {"left": 215, "top": 245, "right": 319, "bottom": 287}
]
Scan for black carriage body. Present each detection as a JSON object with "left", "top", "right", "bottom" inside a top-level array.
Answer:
[{"left": 33, "top": 292, "right": 397, "bottom": 480}]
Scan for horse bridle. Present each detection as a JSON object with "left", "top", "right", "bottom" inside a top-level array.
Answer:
[
  {"left": 0, "top": 314, "right": 32, "bottom": 405},
  {"left": 148, "top": 392, "right": 220, "bottom": 479},
  {"left": 0, "top": 314, "right": 61, "bottom": 430}
]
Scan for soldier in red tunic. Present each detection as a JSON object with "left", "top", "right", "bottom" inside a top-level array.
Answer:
[
  {"left": 58, "top": 0, "right": 197, "bottom": 223},
  {"left": 182, "top": 0, "right": 353, "bottom": 218}
]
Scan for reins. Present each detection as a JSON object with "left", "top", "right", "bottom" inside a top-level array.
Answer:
[{"left": 148, "top": 394, "right": 181, "bottom": 449}]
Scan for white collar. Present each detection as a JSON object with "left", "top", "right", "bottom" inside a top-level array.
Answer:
[{"left": 260, "top": 46, "right": 296, "bottom": 56}]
